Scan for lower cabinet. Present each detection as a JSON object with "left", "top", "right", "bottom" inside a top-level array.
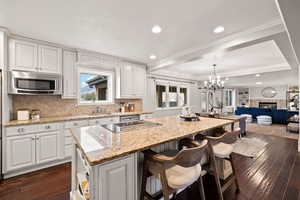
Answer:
[
  {"left": 98, "top": 155, "right": 136, "bottom": 200},
  {"left": 36, "top": 131, "right": 60, "bottom": 164},
  {"left": 6, "top": 134, "right": 36, "bottom": 171},
  {"left": 5, "top": 131, "right": 61, "bottom": 172}
]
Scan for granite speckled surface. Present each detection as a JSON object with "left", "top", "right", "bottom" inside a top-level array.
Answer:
[
  {"left": 4, "top": 111, "right": 153, "bottom": 127},
  {"left": 70, "top": 116, "right": 233, "bottom": 166}
]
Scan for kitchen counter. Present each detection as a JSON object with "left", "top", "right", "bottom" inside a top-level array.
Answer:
[
  {"left": 70, "top": 116, "right": 233, "bottom": 166},
  {"left": 3, "top": 111, "right": 153, "bottom": 127}
]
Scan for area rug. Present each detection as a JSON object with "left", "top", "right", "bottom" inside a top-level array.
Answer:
[{"left": 232, "top": 137, "right": 268, "bottom": 158}]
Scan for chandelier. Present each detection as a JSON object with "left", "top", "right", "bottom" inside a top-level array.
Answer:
[{"left": 201, "top": 64, "right": 224, "bottom": 91}]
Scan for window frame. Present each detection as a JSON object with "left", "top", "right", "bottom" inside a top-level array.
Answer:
[
  {"left": 155, "top": 81, "right": 190, "bottom": 110},
  {"left": 77, "top": 67, "right": 114, "bottom": 105}
]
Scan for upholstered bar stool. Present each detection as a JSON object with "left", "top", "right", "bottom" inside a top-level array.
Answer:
[
  {"left": 195, "top": 128, "right": 241, "bottom": 200},
  {"left": 140, "top": 139, "right": 209, "bottom": 200}
]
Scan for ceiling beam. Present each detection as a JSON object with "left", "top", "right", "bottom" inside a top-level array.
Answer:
[{"left": 149, "top": 19, "right": 285, "bottom": 72}]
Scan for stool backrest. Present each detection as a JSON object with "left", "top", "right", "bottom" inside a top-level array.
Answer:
[{"left": 173, "top": 140, "right": 208, "bottom": 168}]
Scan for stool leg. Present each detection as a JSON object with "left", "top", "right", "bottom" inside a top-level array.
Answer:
[
  {"left": 229, "top": 154, "right": 240, "bottom": 193},
  {"left": 198, "top": 176, "right": 206, "bottom": 200},
  {"left": 140, "top": 161, "right": 149, "bottom": 200},
  {"left": 208, "top": 145, "right": 224, "bottom": 200},
  {"left": 160, "top": 171, "right": 170, "bottom": 200}
]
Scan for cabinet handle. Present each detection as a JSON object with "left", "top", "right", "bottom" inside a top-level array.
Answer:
[
  {"left": 45, "top": 125, "right": 51, "bottom": 129},
  {"left": 36, "top": 136, "right": 40, "bottom": 140},
  {"left": 17, "top": 128, "right": 24, "bottom": 133},
  {"left": 31, "top": 137, "right": 35, "bottom": 140},
  {"left": 73, "top": 122, "right": 78, "bottom": 126}
]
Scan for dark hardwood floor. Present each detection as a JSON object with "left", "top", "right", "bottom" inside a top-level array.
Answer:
[{"left": 0, "top": 133, "right": 299, "bottom": 200}]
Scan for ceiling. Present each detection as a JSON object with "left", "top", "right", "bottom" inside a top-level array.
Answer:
[
  {"left": 0, "top": 0, "right": 281, "bottom": 63},
  {"left": 156, "top": 40, "right": 291, "bottom": 79}
]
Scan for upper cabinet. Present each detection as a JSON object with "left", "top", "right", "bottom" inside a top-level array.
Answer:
[
  {"left": 118, "top": 61, "right": 146, "bottom": 98},
  {"left": 9, "top": 39, "right": 62, "bottom": 74},
  {"left": 62, "top": 50, "right": 77, "bottom": 99},
  {"left": 38, "top": 45, "right": 62, "bottom": 73}
]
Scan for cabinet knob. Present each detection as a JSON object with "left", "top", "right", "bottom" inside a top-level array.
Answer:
[
  {"left": 73, "top": 122, "right": 78, "bottom": 126},
  {"left": 95, "top": 121, "right": 99, "bottom": 124},
  {"left": 36, "top": 136, "right": 40, "bottom": 140},
  {"left": 31, "top": 137, "right": 35, "bottom": 140}
]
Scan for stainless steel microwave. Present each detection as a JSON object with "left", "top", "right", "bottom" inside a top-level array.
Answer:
[{"left": 9, "top": 71, "right": 62, "bottom": 95}]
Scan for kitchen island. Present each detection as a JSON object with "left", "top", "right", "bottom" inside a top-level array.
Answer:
[{"left": 70, "top": 116, "right": 234, "bottom": 200}]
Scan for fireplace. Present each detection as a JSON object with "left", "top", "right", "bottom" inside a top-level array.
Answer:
[{"left": 259, "top": 102, "right": 277, "bottom": 109}]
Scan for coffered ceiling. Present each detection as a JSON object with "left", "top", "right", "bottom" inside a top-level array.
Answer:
[{"left": 0, "top": 0, "right": 281, "bottom": 63}]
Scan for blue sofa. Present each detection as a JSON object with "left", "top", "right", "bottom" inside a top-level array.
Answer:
[{"left": 235, "top": 107, "right": 298, "bottom": 124}]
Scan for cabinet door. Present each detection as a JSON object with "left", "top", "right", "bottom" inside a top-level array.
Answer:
[
  {"left": 6, "top": 134, "right": 36, "bottom": 171},
  {"left": 36, "top": 131, "right": 60, "bottom": 164},
  {"left": 62, "top": 50, "right": 77, "bottom": 98},
  {"left": 38, "top": 45, "right": 62, "bottom": 74},
  {"left": 9, "top": 39, "right": 38, "bottom": 71},
  {"left": 99, "top": 155, "right": 136, "bottom": 200},
  {"left": 134, "top": 66, "right": 146, "bottom": 97},
  {"left": 120, "top": 63, "right": 134, "bottom": 98}
]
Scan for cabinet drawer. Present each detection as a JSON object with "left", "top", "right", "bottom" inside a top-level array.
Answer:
[
  {"left": 65, "top": 136, "right": 73, "bottom": 145},
  {"left": 64, "top": 120, "right": 89, "bottom": 129},
  {"left": 64, "top": 144, "right": 72, "bottom": 157},
  {"left": 89, "top": 117, "right": 119, "bottom": 126},
  {"left": 39, "top": 123, "right": 60, "bottom": 132},
  {"left": 5, "top": 125, "right": 40, "bottom": 137}
]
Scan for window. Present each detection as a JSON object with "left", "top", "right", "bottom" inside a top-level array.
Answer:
[
  {"left": 224, "top": 89, "right": 233, "bottom": 106},
  {"left": 79, "top": 69, "right": 113, "bottom": 104},
  {"left": 156, "top": 85, "right": 167, "bottom": 108},
  {"left": 156, "top": 82, "right": 189, "bottom": 109},
  {"left": 169, "top": 86, "right": 178, "bottom": 107}
]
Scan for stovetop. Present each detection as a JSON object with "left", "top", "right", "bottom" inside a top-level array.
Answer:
[{"left": 101, "top": 120, "right": 161, "bottom": 133}]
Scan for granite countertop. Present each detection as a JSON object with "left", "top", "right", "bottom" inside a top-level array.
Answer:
[
  {"left": 4, "top": 111, "right": 153, "bottom": 127},
  {"left": 70, "top": 116, "right": 233, "bottom": 166}
]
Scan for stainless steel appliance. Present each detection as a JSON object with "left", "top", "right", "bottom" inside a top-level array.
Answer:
[{"left": 9, "top": 70, "right": 62, "bottom": 95}]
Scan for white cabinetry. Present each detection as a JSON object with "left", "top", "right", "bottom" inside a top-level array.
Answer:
[
  {"left": 99, "top": 155, "right": 136, "bottom": 200},
  {"left": 119, "top": 62, "right": 146, "bottom": 98},
  {"left": 9, "top": 39, "right": 38, "bottom": 71},
  {"left": 140, "top": 114, "right": 153, "bottom": 120},
  {"left": 38, "top": 45, "right": 62, "bottom": 73},
  {"left": 62, "top": 50, "right": 77, "bottom": 98},
  {"left": 4, "top": 123, "right": 63, "bottom": 173},
  {"left": 6, "top": 134, "right": 36, "bottom": 171},
  {"left": 36, "top": 131, "right": 60, "bottom": 164},
  {"left": 9, "top": 39, "right": 62, "bottom": 74}
]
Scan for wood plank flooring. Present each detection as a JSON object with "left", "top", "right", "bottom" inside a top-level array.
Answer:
[{"left": 0, "top": 133, "right": 299, "bottom": 200}]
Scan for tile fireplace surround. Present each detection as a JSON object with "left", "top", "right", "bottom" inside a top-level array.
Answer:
[
  {"left": 11, "top": 95, "right": 143, "bottom": 119},
  {"left": 250, "top": 99, "right": 286, "bottom": 109}
]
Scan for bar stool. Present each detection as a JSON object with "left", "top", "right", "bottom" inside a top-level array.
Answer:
[
  {"left": 140, "top": 139, "right": 209, "bottom": 200},
  {"left": 195, "top": 128, "right": 241, "bottom": 200}
]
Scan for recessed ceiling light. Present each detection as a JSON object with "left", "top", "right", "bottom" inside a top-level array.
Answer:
[
  {"left": 256, "top": 82, "right": 262, "bottom": 85},
  {"left": 225, "top": 77, "right": 229, "bottom": 81},
  {"left": 255, "top": 74, "right": 260, "bottom": 77},
  {"left": 149, "top": 54, "right": 157, "bottom": 60},
  {"left": 213, "top": 26, "right": 225, "bottom": 34},
  {"left": 152, "top": 25, "right": 162, "bottom": 34}
]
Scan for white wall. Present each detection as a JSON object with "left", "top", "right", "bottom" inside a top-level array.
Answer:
[{"left": 249, "top": 85, "right": 288, "bottom": 100}]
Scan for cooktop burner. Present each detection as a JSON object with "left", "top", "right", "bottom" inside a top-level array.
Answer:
[{"left": 102, "top": 120, "right": 161, "bottom": 133}]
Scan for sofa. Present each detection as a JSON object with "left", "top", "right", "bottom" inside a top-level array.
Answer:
[{"left": 235, "top": 107, "right": 298, "bottom": 124}]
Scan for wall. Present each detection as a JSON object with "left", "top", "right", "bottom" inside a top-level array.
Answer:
[
  {"left": 11, "top": 95, "right": 142, "bottom": 119},
  {"left": 249, "top": 85, "right": 288, "bottom": 109}
]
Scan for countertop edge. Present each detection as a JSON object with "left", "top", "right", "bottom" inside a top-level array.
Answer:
[{"left": 4, "top": 111, "right": 153, "bottom": 127}]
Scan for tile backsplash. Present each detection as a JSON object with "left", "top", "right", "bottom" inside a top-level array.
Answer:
[{"left": 12, "top": 95, "right": 143, "bottom": 119}]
